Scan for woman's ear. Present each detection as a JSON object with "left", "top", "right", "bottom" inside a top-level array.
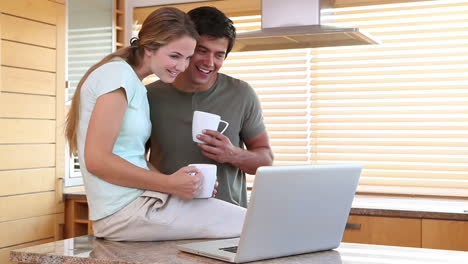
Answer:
[{"left": 143, "top": 47, "right": 156, "bottom": 57}]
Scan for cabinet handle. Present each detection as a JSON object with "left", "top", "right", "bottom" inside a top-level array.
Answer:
[{"left": 346, "top": 223, "right": 361, "bottom": 230}]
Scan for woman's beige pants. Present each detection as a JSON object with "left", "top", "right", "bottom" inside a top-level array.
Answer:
[{"left": 92, "top": 190, "right": 246, "bottom": 241}]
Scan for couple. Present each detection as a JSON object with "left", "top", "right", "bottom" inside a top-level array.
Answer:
[{"left": 65, "top": 6, "right": 273, "bottom": 242}]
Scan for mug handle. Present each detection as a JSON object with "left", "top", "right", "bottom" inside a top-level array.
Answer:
[{"left": 219, "top": 120, "right": 229, "bottom": 134}]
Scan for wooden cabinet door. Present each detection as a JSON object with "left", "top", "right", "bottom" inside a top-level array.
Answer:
[
  {"left": 422, "top": 219, "right": 468, "bottom": 251},
  {"left": 343, "top": 215, "right": 422, "bottom": 247},
  {"left": 64, "top": 199, "right": 92, "bottom": 238}
]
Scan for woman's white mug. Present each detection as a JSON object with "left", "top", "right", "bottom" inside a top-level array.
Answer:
[
  {"left": 192, "top": 111, "right": 229, "bottom": 143},
  {"left": 189, "top": 164, "right": 217, "bottom": 198}
]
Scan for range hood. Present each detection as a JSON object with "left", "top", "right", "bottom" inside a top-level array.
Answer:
[{"left": 232, "top": 0, "right": 379, "bottom": 52}]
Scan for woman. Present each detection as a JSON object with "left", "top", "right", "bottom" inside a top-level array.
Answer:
[{"left": 66, "top": 7, "right": 245, "bottom": 241}]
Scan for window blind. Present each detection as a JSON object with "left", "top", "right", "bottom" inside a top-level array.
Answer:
[
  {"left": 223, "top": 16, "right": 312, "bottom": 184},
  {"left": 223, "top": 26, "right": 312, "bottom": 165},
  {"left": 310, "top": 0, "right": 468, "bottom": 196},
  {"left": 67, "top": 27, "right": 112, "bottom": 186},
  {"left": 67, "top": 26, "right": 113, "bottom": 102},
  {"left": 134, "top": 0, "right": 468, "bottom": 197},
  {"left": 66, "top": 0, "right": 114, "bottom": 186}
]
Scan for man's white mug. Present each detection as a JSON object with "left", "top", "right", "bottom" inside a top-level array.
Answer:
[
  {"left": 189, "top": 164, "right": 217, "bottom": 198},
  {"left": 192, "top": 111, "right": 229, "bottom": 143}
]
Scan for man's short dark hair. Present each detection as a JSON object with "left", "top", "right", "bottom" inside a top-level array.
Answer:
[{"left": 187, "top": 6, "right": 236, "bottom": 57}]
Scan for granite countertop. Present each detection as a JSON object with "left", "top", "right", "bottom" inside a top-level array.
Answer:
[
  {"left": 65, "top": 191, "right": 468, "bottom": 221},
  {"left": 350, "top": 195, "right": 468, "bottom": 220},
  {"left": 10, "top": 235, "right": 468, "bottom": 264}
]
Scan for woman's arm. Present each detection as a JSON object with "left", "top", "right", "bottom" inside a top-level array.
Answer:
[{"left": 84, "top": 88, "right": 200, "bottom": 199}]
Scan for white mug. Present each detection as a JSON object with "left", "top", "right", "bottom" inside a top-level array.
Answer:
[
  {"left": 189, "top": 164, "right": 217, "bottom": 198},
  {"left": 192, "top": 111, "right": 229, "bottom": 143}
]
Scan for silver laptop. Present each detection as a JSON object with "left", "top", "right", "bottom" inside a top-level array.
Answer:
[{"left": 177, "top": 164, "right": 362, "bottom": 263}]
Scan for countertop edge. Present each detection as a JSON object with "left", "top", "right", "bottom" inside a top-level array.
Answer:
[
  {"left": 350, "top": 207, "right": 468, "bottom": 221},
  {"left": 64, "top": 192, "right": 468, "bottom": 221}
]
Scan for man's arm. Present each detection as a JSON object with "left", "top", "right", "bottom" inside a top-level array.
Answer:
[
  {"left": 145, "top": 139, "right": 159, "bottom": 172},
  {"left": 196, "top": 130, "right": 273, "bottom": 174}
]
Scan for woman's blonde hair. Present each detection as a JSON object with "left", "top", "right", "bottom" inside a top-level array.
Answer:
[{"left": 66, "top": 7, "right": 199, "bottom": 155}]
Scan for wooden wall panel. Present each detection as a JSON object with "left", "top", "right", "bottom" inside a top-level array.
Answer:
[
  {"left": 0, "top": 238, "right": 54, "bottom": 264},
  {"left": 0, "top": 119, "right": 55, "bottom": 143},
  {"left": 1, "top": 14, "right": 56, "bottom": 48},
  {"left": 1, "top": 0, "right": 58, "bottom": 24},
  {"left": 0, "top": 0, "right": 65, "bottom": 253},
  {"left": 54, "top": 3, "right": 67, "bottom": 237},
  {"left": 134, "top": 0, "right": 261, "bottom": 23},
  {"left": 0, "top": 16, "right": 2, "bottom": 94},
  {"left": 0, "top": 214, "right": 55, "bottom": 248},
  {"left": 0, "top": 192, "right": 57, "bottom": 222},
  {"left": 0, "top": 168, "right": 56, "bottom": 196},
  {"left": 49, "top": 0, "right": 66, "bottom": 4},
  {"left": 2, "top": 66, "right": 56, "bottom": 95},
  {"left": 1, "top": 40, "right": 56, "bottom": 72},
  {"left": 0, "top": 93, "right": 55, "bottom": 119},
  {"left": 0, "top": 144, "right": 55, "bottom": 170}
]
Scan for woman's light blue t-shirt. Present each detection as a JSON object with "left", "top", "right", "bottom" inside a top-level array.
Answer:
[{"left": 77, "top": 59, "right": 150, "bottom": 220}]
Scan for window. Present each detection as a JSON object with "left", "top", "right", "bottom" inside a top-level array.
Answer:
[
  {"left": 310, "top": 0, "right": 468, "bottom": 196},
  {"left": 113, "top": 0, "right": 468, "bottom": 197},
  {"left": 64, "top": 0, "right": 114, "bottom": 187},
  {"left": 225, "top": 0, "right": 468, "bottom": 197},
  {"left": 64, "top": 145, "right": 83, "bottom": 186},
  {"left": 67, "top": 0, "right": 113, "bottom": 102}
]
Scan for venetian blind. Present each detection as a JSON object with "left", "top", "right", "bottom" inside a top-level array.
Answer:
[
  {"left": 224, "top": 16, "right": 312, "bottom": 166},
  {"left": 66, "top": 0, "right": 114, "bottom": 186},
  {"left": 67, "top": 27, "right": 113, "bottom": 102},
  {"left": 139, "top": 0, "right": 468, "bottom": 197},
  {"left": 67, "top": 0, "right": 114, "bottom": 102},
  {"left": 310, "top": 0, "right": 468, "bottom": 196}
]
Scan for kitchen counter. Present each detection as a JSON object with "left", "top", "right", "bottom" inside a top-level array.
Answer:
[
  {"left": 64, "top": 191, "right": 468, "bottom": 221},
  {"left": 350, "top": 195, "right": 468, "bottom": 221},
  {"left": 10, "top": 235, "right": 468, "bottom": 264}
]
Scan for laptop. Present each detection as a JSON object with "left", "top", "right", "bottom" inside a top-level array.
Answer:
[{"left": 177, "top": 163, "right": 362, "bottom": 263}]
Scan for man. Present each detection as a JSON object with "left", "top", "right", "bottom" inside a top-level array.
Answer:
[{"left": 146, "top": 6, "right": 273, "bottom": 208}]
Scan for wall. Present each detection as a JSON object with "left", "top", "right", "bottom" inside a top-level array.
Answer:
[
  {"left": 132, "top": 0, "right": 435, "bottom": 25},
  {"left": 0, "top": 0, "right": 65, "bottom": 263},
  {"left": 133, "top": 0, "right": 260, "bottom": 24}
]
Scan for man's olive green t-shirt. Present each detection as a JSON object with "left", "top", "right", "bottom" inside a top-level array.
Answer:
[{"left": 146, "top": 73, "right": 265, "bottom": 207}]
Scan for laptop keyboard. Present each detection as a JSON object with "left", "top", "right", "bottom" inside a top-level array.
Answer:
[
  {"left": 218, "top": 192, "right": 250, "bottom": 254},
  {"left": 219, "top": 246, "right": 238, "bottom": 253}
]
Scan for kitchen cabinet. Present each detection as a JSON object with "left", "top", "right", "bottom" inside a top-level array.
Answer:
[
  {"left": 422, "top": 219, "right": 468, "bottom": 251},
  {"left": 344, "top": 216, "right": 468, "bottom": 251},
  {"left": 64, "top": 199, "right": 93, "bottom": 238},
  {"left": 343, "top": 215, "right": 422, "bottom": 247},
  {"left": 63, "top": 193, "right": 468, "bottom": 252},
  {"left": 114, "top": 0, "right": 125, "bottom": 50}
]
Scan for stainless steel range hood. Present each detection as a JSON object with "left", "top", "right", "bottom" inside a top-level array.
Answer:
[{"left": 232, "top": 0, "right": 379, "bottom": 52}]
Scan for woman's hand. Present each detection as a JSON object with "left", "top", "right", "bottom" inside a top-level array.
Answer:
[
  {"left": 212, "top": 181, "right": 218, "bottom": 197},
  {"left": 167, "top": 166, "right": 201, "bottom": 200}
]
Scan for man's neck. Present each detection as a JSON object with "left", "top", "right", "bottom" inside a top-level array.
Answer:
[{"left": 172, "top": 73, "right": 216, "bottom": 93}]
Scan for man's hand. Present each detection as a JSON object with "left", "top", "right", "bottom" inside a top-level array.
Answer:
[
  {"left": 196, "top": 129, "right": 239, "bottom": 163},
  {"left": 196, "top": 130, "right": 273, "bottom": 175}
]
